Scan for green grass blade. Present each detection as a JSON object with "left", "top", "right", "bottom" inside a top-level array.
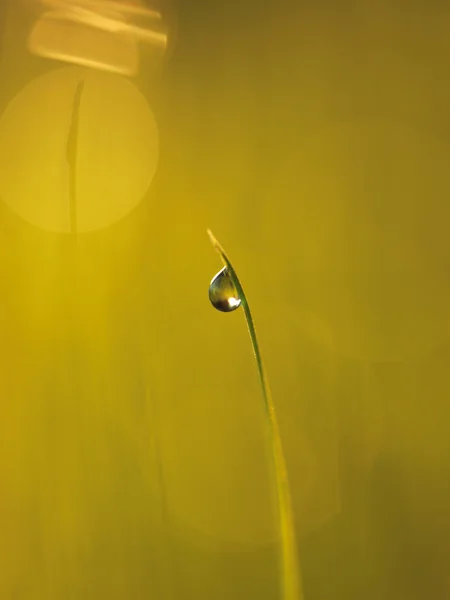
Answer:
[{"left": 207, "top": 229, "right": 303, "bottom": 600}]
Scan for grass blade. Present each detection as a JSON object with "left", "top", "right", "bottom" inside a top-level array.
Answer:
[{"left": 207, "top": 229, "right": 303, "bottom": 600}]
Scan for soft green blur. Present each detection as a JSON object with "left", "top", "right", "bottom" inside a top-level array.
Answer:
[{"left": 0, "top": 1, "right": 449, "bottom": 599}]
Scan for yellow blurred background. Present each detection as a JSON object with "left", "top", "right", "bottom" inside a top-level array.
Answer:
[{"left": 0, "top": 0, "right": 450, "bottom": 598}]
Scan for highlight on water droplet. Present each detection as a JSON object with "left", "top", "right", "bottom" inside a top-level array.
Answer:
[
  {"left": 28, "top": 0, "right": 172, "bottom": 77},
  {"left": 209, "top": 266, "right": 242, "bottom": 313}
]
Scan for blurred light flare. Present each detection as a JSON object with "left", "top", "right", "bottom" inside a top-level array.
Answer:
[{"left": 28, "top": 0, "right": 169, "bottom": 76}]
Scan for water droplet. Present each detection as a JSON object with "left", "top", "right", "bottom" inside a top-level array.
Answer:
[{"left": 209, "top": 267, "right": 241, "bottom": 312}]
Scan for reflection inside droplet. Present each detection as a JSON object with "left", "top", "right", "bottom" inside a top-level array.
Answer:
[
  {"left": 209, "top": 267, "right": 242, "bottom": 313},
  {"left": 28, "top": 0, "right": 169, "bottom": 76}
]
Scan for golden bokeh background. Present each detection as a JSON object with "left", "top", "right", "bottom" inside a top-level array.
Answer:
[{"left": 0, "top": 0, "right": 450, "bottom": 598}]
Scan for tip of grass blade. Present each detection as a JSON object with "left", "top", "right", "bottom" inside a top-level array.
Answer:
[
  {"left": 207, "top": 228, "right": 220, "bottom": 251},
  {"left": 207, "top": 228, "right": 229, "bottom": 268}
]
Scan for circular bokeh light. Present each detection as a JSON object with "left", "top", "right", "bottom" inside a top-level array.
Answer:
[{"left": 0, "top": 66, "right": 159, "bottom": 233}]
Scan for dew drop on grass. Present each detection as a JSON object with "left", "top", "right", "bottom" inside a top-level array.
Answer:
[{"left": 209, "top": 266, "right": 241, "bottom": 312}]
